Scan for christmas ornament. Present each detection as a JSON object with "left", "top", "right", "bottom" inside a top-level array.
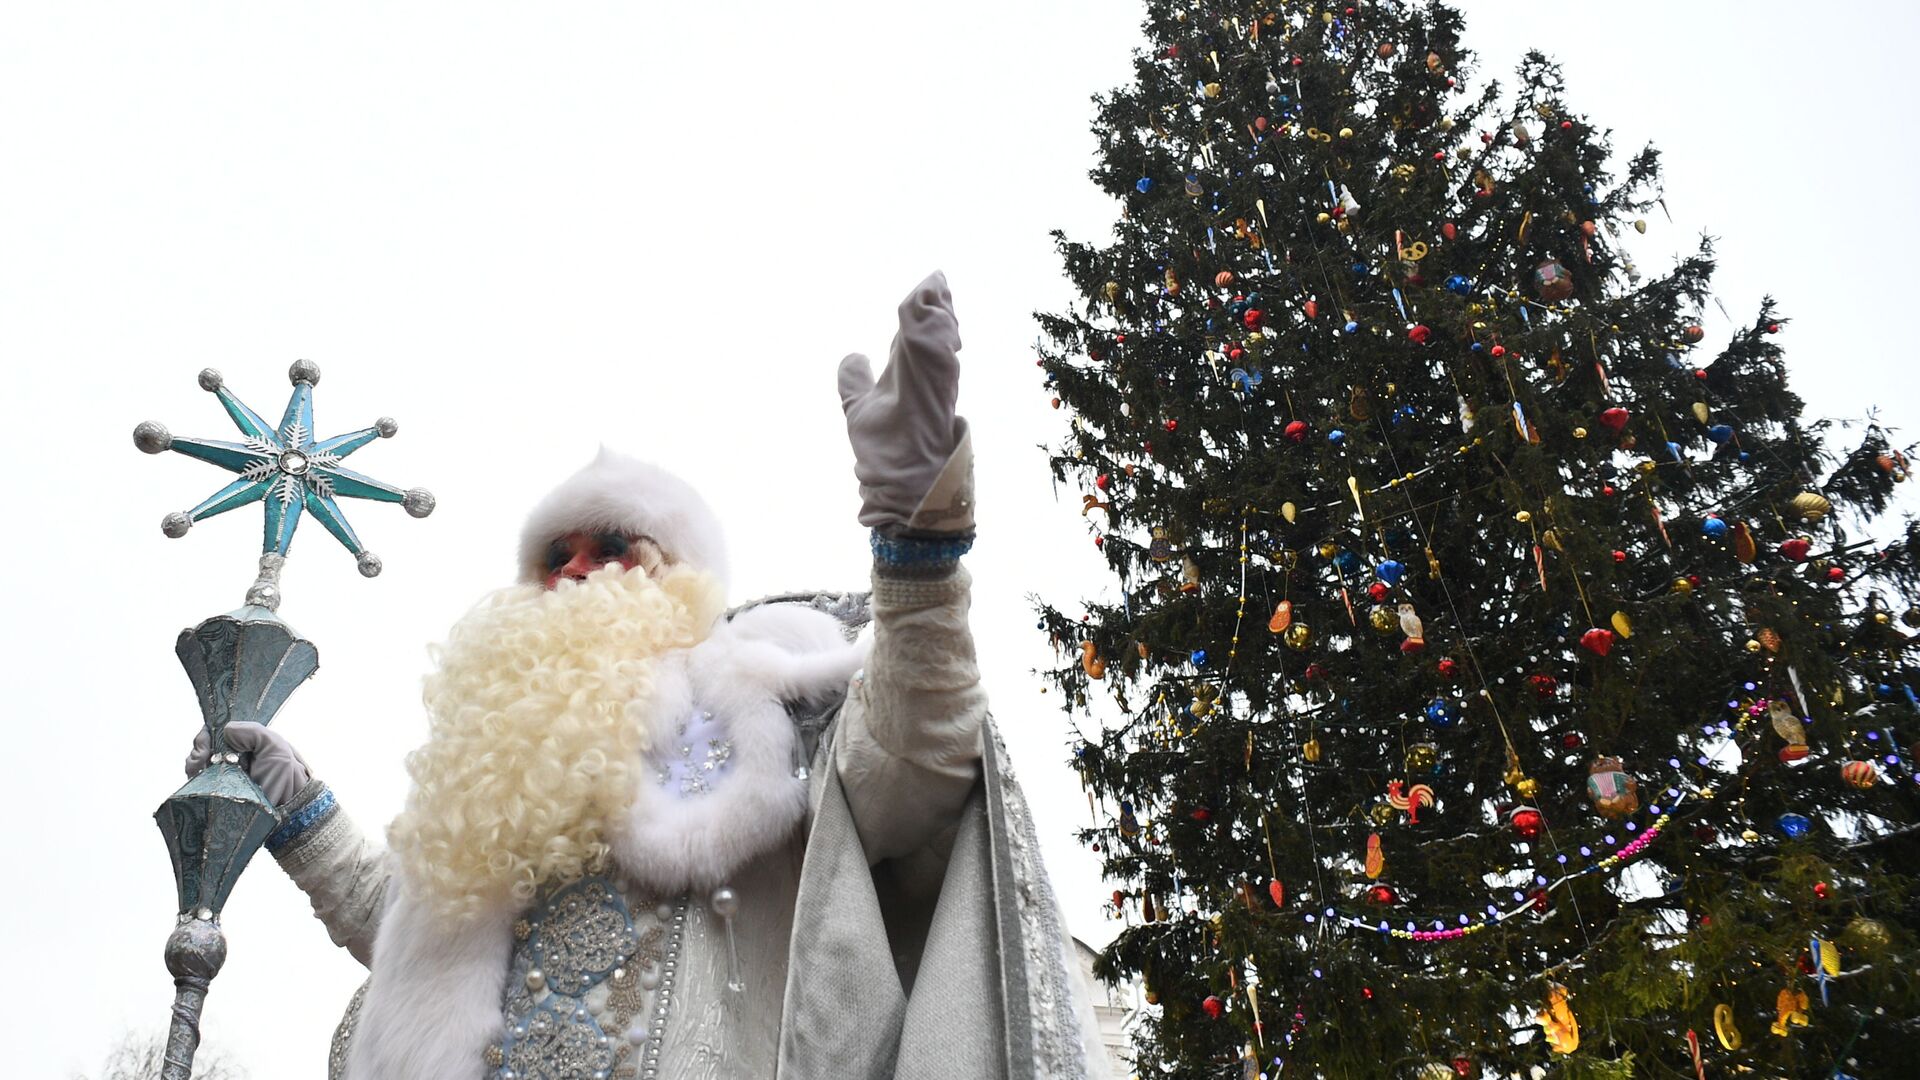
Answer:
[
  {"left": 1284, "top": 623, "right": 1312, "bottom": 650},
  {"left": 1587, "top": 757, "right": 1639, "bottom": 818},
  {"left": 1776, "top": 813, "right": 1813, "bottom": 839},
  {"left": 1791, "top": 491, "right": 1833, "bottom": 520},
  {"left": 1779, "top": 537, "right": 1812, "bottom": 562},
  {"left": 1597, "top": 406, "right": 1630, "bottom": 433},
  {"left": 1510, "top": 806, "right": 1544, "bottom": 838},
  {"left": 1268, "top": 599, "right": 1294, "bottom": 633},
  {"left": 1203, "top": 995, "right": 1224, "bottom": 1019},
  {"left": 1406, "top": 743, "right": 1440, "bottom": 773},
  {"left": 1681, "top": 325, "right": 1705, "bottom": 344},
  {"left": 1841, "top": 916, "right": 1890, "bottom": 955},
  {"left": 1713, "top": 1003, "right": 1742, "bottom": 1050},
  {"left": 1268, "top": 879, "right": 1285, "bottom": 908},
  {"left": 1424, "top": 698, "right": 1461, "bottom": 729},
  {"left": 1080, "top": 642, "right": 1105, "bottom": 679},
  {"left": 1364, "top": 833, "right": 1385, "bottom": 878},
  {"left": 1539, "top": 984, "right": 1579, "bottom": 1054},
  {"left": 1810, "top": 935, "right": 1841, "bottom": 1004},
  {"left": 1770, "top": 987, "right": 1809, "bottom": 1036},
  {"left": 1579, "top": 627, "right": 1615, "bottom": 656},
  {"left": 1532, "top": 259, "right": 1574, "bottom": 302},
  {"left": 1840, "top": 760, "right": 1876, "bottom": 788},
  {"left": 1149, "top": 527, "right": 1173, "bottom": 562},
  {"left": 1302, "top": 737, "right": 1322, "bottom": 763},
  {"left": 1702, "top": 515, "right": 1728, "bottom": 538},
  {"left": 1369, "top": 605, "right": 1398, "bottom": 634},
  {"left": 1386, "top": 779, "right": 1436, "bottom": 823},
  {"left": 1399, "top": 604, "right": 1426, "bottom": 650},
  {"left": 1733, "top": 521, "right": 1758, "bottom": 562}
]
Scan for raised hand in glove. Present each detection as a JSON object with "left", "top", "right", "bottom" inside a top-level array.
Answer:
[
  {"left": 837, "top": 271, "right": 974, "bottom": 536},
  {"left": 185, "top": 720, "right": 311, "bottom": 808}
]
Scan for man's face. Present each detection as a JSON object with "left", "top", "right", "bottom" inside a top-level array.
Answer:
[{"left": 542, "top": 531, "right": 664, "bottom": 590}]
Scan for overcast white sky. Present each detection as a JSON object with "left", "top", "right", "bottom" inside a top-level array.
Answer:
[{"left": 4, "top": 2, "right": 1915, "bottom": 1075}]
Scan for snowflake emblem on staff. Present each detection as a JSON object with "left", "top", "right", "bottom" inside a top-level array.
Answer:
[{"left": 133, "top": 360, "right": 434, "bottom": 577}]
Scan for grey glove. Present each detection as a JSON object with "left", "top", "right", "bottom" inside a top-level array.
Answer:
[
  {"left": 838, "top": 271, "right": 974, "bottom": 534},
  {"left": 185, "top": 720, "right": 312, "bottom": 808}
]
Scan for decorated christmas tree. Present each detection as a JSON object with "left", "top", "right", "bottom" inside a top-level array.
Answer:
[{"left": 1036, "top": 3, "right": 1920, "bottom": 1076}]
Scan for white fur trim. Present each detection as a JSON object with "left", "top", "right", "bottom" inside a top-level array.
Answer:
[
  {"left": 517, "top": 449, "right": 730, "bottom": 591},
  {"left": 346, "top": 885, "right": 516, "bottom": 1080},
  {"left": 614, "top": 605, "right": 867, "bottom": 891}
]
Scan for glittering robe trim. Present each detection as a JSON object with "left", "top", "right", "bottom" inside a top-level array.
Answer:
[
  {"left": 267, "top": 780, "right": 336, "bottom": 854},
  {"left": 870, "top": 528, "right": 974, "bottom": 579}
]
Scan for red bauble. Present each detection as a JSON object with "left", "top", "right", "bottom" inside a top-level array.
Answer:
[
  {"left": 1095, "top": 473, "right": 1111, "bottom": 490},
  {"left": 1528, "top": 888, "right": 1549, "bottom": 913},
  {"left": 1285, "top": 419, "right": 1310, "bottom": 443},
  {"left": 1367, "top": 581, "right": 1390, "bottom": 602},
  {"left": 1367, "top": 885, "right": 1397, "bottom": 904},
  {"left": 1511, "top": 806, "right": 1544, "bottom": 838},
  {"left": 1529, "top": 673, "right": 1558, "bottom": 698},
  {"left": 1598, "top": 406, "right": 1631, "bottom": 433},
  {"left": 1611, "top": 550, "right": 1627, "bottom": 563},
  {"left": 1601, "top": 484, "right": 1616, "bottom": 497},
  {"left": 1436, "top": 657, "right": 1459, "bottom": 678},
  {"left": 1441, "top": 222, "right": 1457, "bottom": 241},
  {"left": 1093, "top": 536, "right": 1104, "bottom": 548},
  {"left": 1244, "top": 309, "right": 1265, "bottom": 330},
  {"left": 1767, "top": 323, "right": 1781, "bottom": 334},
  {"left": 1269, "top": 879, "right": 1286, "bottom": 908},
  {"left": 1559, "top": 120, "right": 1573, "bottom": 130},
  {"left": 1451, "top": 1057, "right": 1474, "bottom": 1078},
  {"left": 1163, "top": 418, "right": 1178, "bottom": 432},
  {"left": 1303, "top": 662, "right": 1327, "bottom": 680},
  {"left": 1489, "top": 344, "right": 1506, "bottom": 358},
  {"left": 1253, "top": 116, "right": 1269, "bottom": 133},
  {"left": 1827, "top": 565, "right": 1845, "bottom": 582},
  {"left": 1226, "top": 345, "right": 1244, "bottom": 361},
  {"left": 1361, "top": 986, "right": 1375, "bottom": 1001},
  {"left": 1814, "top": 881, "right": 1831, "bottom": 899},
  {"left": 1189, "top": 807, "right": 1211, "bottom": 822},
  {"left": 1580, "top": 627, "right": 1615, "bottom": 656},
  {"left": 1304, "top": 299, "right": 1320, "bottom": 319},
  {"left": 1202, "top": 995, "right": 1224, "bottom": 1019},
  {"left": 1408, "top": 324, "right": 1433, "bottom": 345},
  {"left": 1780, "top": 537, "right": 1812, "bottom": 562}
]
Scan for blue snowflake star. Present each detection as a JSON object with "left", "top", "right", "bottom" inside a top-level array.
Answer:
[{"left": 133, "top": 360, "right": 434, "bottom": 577}]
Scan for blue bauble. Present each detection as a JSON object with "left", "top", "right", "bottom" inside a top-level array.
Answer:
[
  {"left": 1190, "top": 649, "right": 1209, "bottom": 667},
  {"left": 1707, "top": 424, "right": 1734, "bottom": 444},
  {"left": 1351, "top": 262, "right": 1369, "bottom": 276},
  {"left": 1667, "top": 441, "right": 1685, "bottom": 462},
  {"left": 1344, "top": 320, "right": 1360, "bottom": 334},
  {"left": 1445, "top": 274, "right": 1471, "bottom": 295},
  {"left": 1376, "top": 559, "right": 1407, "bottom": 585},
  {"left": 1135, "top": 177, "right": 1153, "bottom": 194},
  {"left": 1471, "top": 341, "right": 1485, "bottom": 353},
  {"left": 1776, "top": 813, "right": 1813, "bottom": 840},
  {"left": 1333, "top": 550, "right": 1362, "bottom": 577},
  {"left": 1738, "top": 451, "right": 1752, "bottom": 463},
  {"left": 1393, "top": 405, "right": 1415, "bottom": 425},
  {"left": 1328, "top": 429, "right": 1346, "bottom": 445},
  {"left": 1424, "top": 698, "right": 1460, "bottom": 729},
  {"left": 1702, "top": 516, "right": 1729, "bottom": 538}
]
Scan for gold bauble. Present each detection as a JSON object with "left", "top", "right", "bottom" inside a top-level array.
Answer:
[
  {"left": 1369, "top": 803, "right": 1395, "bottom": 825},
  {"left": 1791, "top": 492, "right": 1833, "bottom": 521},
  {"left": 1691, "top": 401, "right": 1710, "bottom": 424},
  {"left": 1284, "top": 623, "right": 1312, "bottom": 650},
  {"left": 1406, "top": 743, "right": 1439, "bottom": 771},
  {"left": 1316, "top": 212, "right": 1332, "bottom": 224},
  {"left": 1610, "top": 610, "right": 1634, "bottom": 639},
  {"left": 1302, "top": 737, "right": 1322, "bottom": 763},
  {"left": 1516, "top": 776, "right": 1540, "bottom": 800},
  {"left": 1370, "top": 605, "right": 1398, "bottom": 633},
  {"left": 1842, "top": 916, "right": 1892, "bottom": 955},
  {"left": 1514, "top": 510, "right": 1532, "bottom": 523},
  {"left": 1203, "top": 82, "right": 1223, "bottom": 99},
  {"left": 1573, "top": 426, "right": 1588, "bottom": 439},
  {"left": 1317, "top": 542, "right": 1339, "bottom": 559},
  {"left": 1101, "top": 281, "right": 1121, "bottom": 303},
  {"left": 1338, "top": 127, "right": 1354, "bottom": 139},
  {"left": 1741, "top": 828, "right": 1759, "bottom": 842},
  {"left": 1875, "top": 611, "right": 1891, "bottom": 624},
  {"left": 1672, "top": 577, "right": 1694, "bottom": 595},
  {"left": 1745, "top": 639, "right": 1763, "bottom": 653},
  {"left": 1281, "top": 501, "right": 1298, "bottom": 523}
]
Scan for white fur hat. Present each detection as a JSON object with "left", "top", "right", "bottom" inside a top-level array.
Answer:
[{"left": 516, "top": 449, "right": 729, "bottom": 591}]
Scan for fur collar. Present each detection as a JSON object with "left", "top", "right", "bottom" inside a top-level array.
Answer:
[{"left": 346, "top": 602, "right": 866, "bottom": 1079}]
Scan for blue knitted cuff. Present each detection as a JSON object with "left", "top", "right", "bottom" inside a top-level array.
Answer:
[
  {"left": 870, "top": 529, "right": 974, "bottom": 571},
  {"left": 266, "top": 785, "right": 336, "bottom": 853}
]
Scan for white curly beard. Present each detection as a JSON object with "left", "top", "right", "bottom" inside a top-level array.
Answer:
[{"left": 387, "top": 564, "right": 727, "bottom": 919}]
